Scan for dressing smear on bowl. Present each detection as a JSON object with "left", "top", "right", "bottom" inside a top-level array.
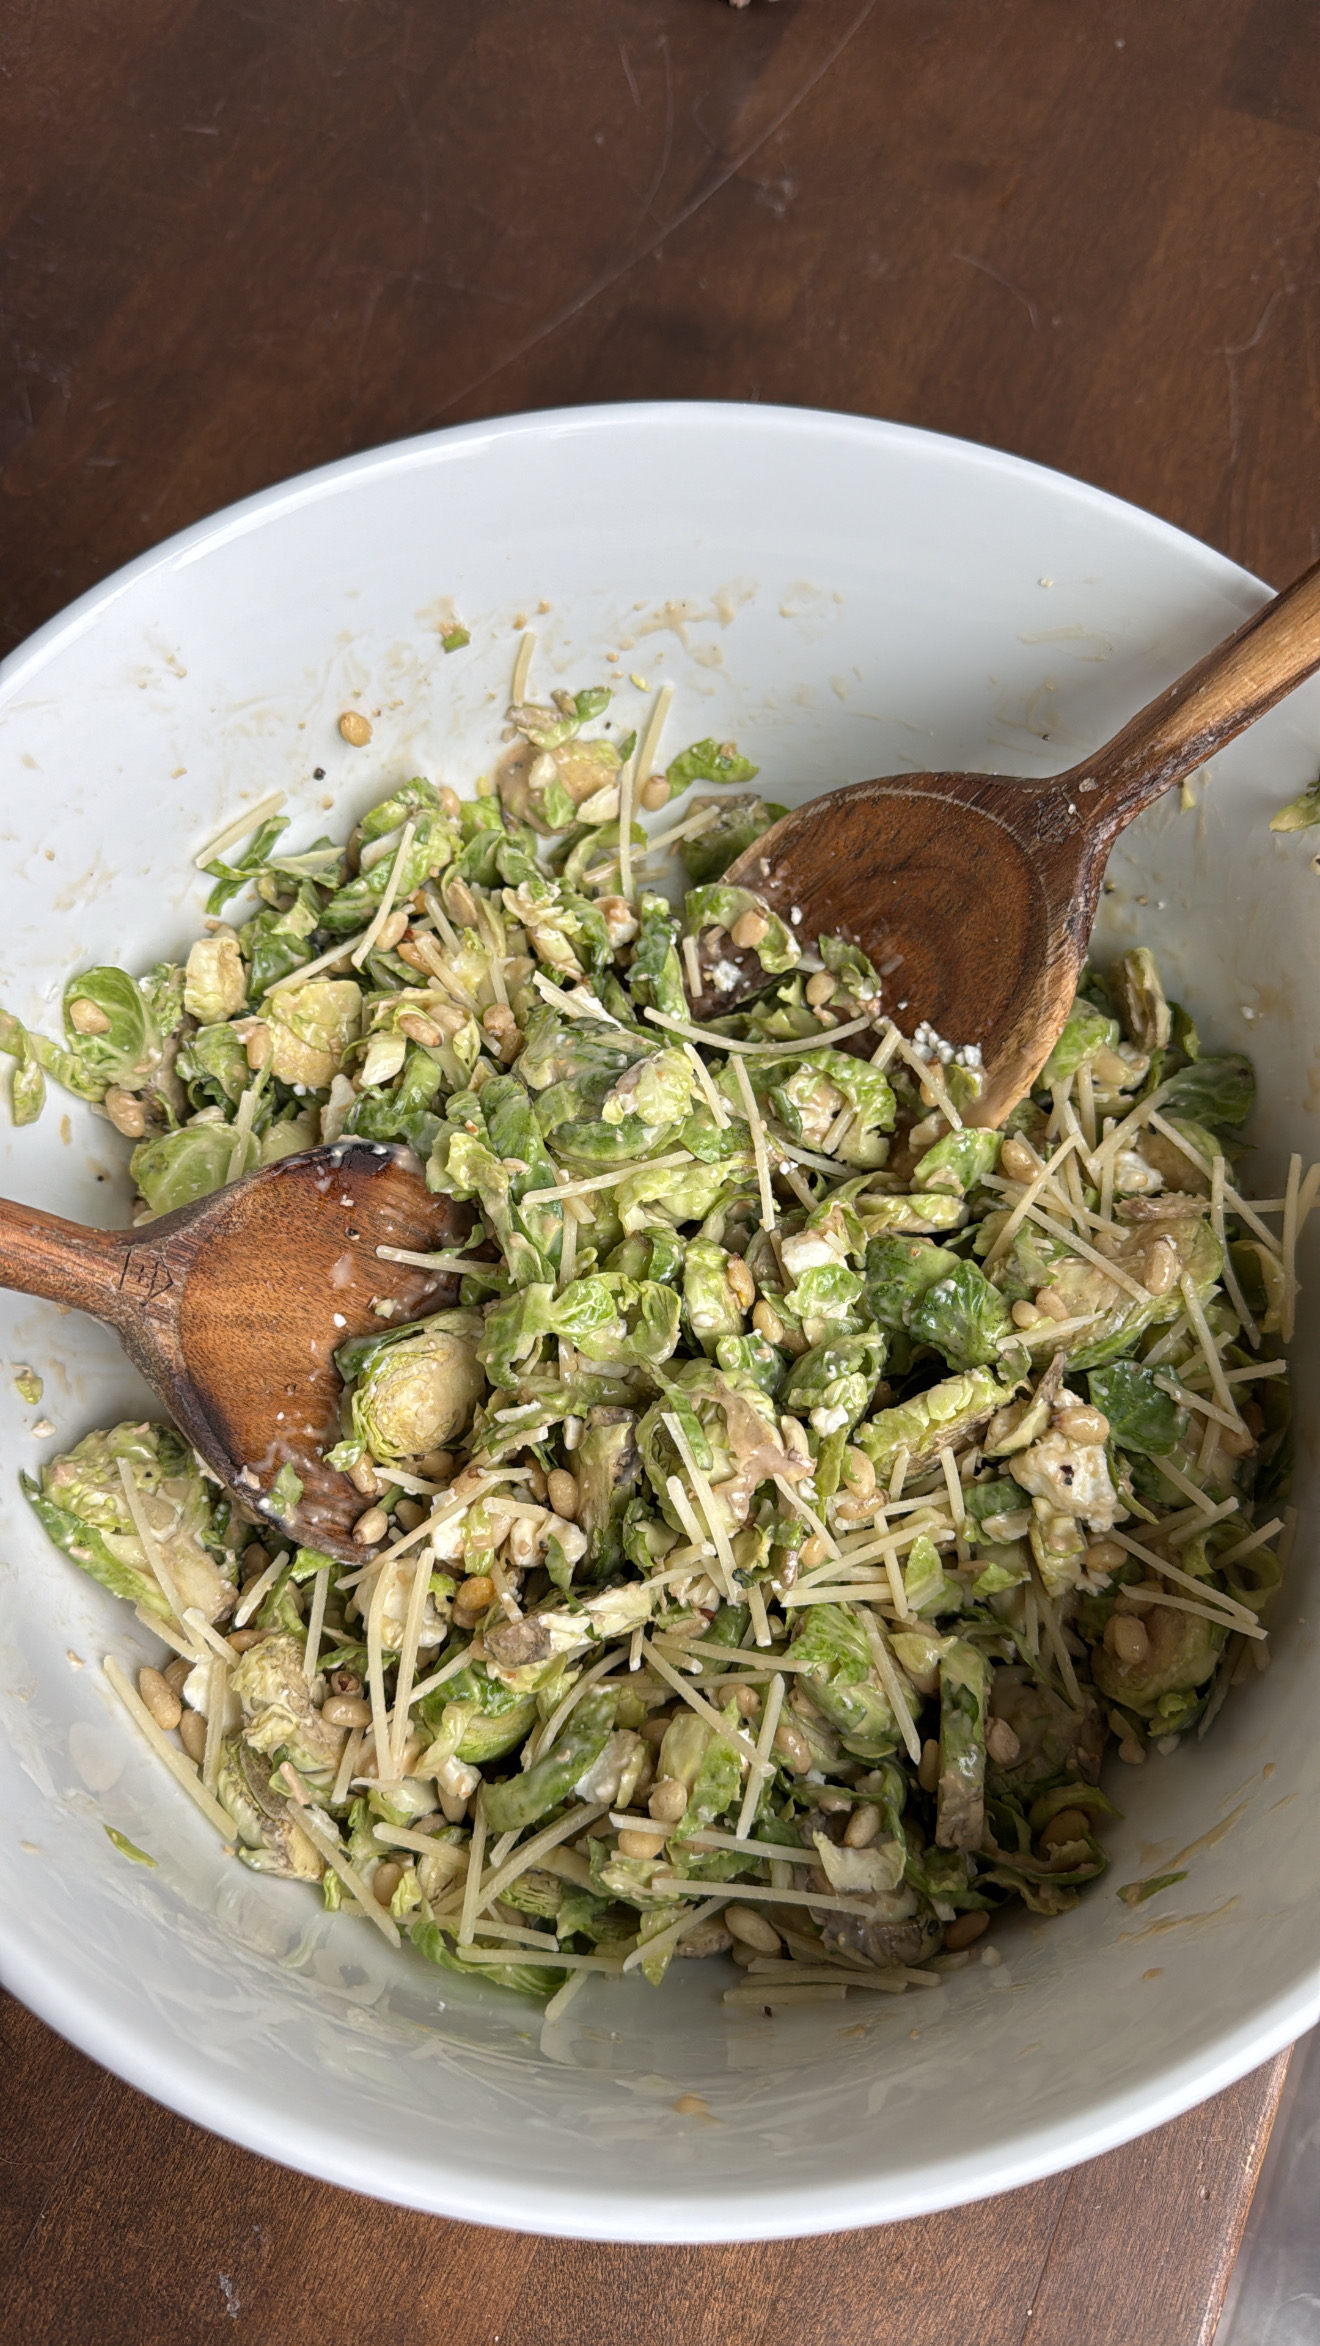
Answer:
[{"left": 4, "top": 644, "right": 1315, "bottom": 2025}]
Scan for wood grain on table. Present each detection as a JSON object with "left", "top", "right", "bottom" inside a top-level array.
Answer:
[{"left": 2, "top": 2, "right": 1315, "bottom": 2340}]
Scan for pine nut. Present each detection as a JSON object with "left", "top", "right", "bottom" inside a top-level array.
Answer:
[
  {"left": 376, "top": 910, "right": 411, "bottom": 953},
  {"left": 730, "top": 909, "right": 770, "bottom": 950},
  {"left": 453, "top": 1573, "right": 495, "bottom": 1625},
  {"left": 1143, "top": 1237, "right": 1179, "bottom": 1296},
  {"left": 752, "top": 1299, "right": 785, "bottom": 1346},
  {"left": 1084, "top": 1538, "right": 1125, "bottom": 1573},
  {"left": 648, "top": 1777, "right": 689, "bottom": 1823},
  {"left": 1054, "top": 1402, "right": 1109, "bottom": 1445},
  {"left": 725, "top": 1255, "right": 756, "bottom": 1310},
  {"left": 352, "top": 1504, "right": 390, "bottom": 1546},
  {"left": 347, "top": 1455, "right": 383, "bottom": 1497},
  {"left": 394, "top": 1499, "right": 425, "bottom": 1531},
  {"left": 482, "top": 1003, "right": 517, "bottom": 1041},
  {"left": 104, "top": 1087, "right": 146, "bottom": 1138},
  {"left": 640, "top": 773, "right": 670, "bottom": 811},
  {"left": 396, "top": 938, "right": 430, "bottom": 972},
  {"left": 68, "top": 996, "right": 112, "bottom": 1036},
  {"left": 372, "top": 1861, "right": 403, "bottom": 1906},
  {"left": 640, "top": 1715, "right": 675, "bottom": 1747},
  {"left": 1039, "top": 1808, "right": 1089, "bottom": 1850},
  {"left": 617, "top": 1826, "right": 666, "bottom": 1860},
  {"left": 243, "top": 1540, "right": 270, "bottom": 1574},
  {"left": 397, "top": 1010, "right": 441, "bottom": 1047},
  {"left": 772, "top": 1720, "right": 813, "bottom": 1774},
  {"left": 944, "top": 1910, "right": 989, "bottom": 1950},
  {"left": 228, "top": 1627, "right": 273, "bottom": 1652},
  {"left": 805, "top": 971, "right": 834, "bottom": 1007},
  {"left": 446, "top": 878, "right": 479, "bottom": 926},
  {"left": 985, "top": 1717, "right": 1020, "bottom": 1765},
  {"left": 430, "top": 1003, "right": 468, "bottom": 1039},
  {"left": 338, "top": 710, "right": 372, "bottom": 746},
  {"left": 1117, "top": 1736, "right": 1147, "bottom": 1765},
  {"left": 1034, "top": 1285, "right": 1071, "bottom": 1321},
  {"left": 179, "top": 1709, "right": 207, "bottom": 1763},
  {"left": 1000, "top": 1135, "right": 1038, "bottom": 1181},
  {"left": 437, "top": 785, "right": 462, "bottom": 820},
  {"left": 322, "top": 1693, "right": 372, "bottom": 1727},
  {"left": 734, "top": 1684, "right": 760, "bottom": 1718},
  {"left": 725, "top": 1904, "right": 781, "bottom": 1953},
  {"left": 731, "top": 1938, "right": 758, "bottom": 1967},
  {"left": 918, "top": 1737, "right": 941, "bottom": 1792},
  {"left": 844, "top": 1803, "right": 881, "bottom": 1849},
  {"left": 138, "top": 1666, "right": 182, "bottom": 1731},
  {"left": 163, "top": 1657, "right": 192, "bottom": 1696},
  {"left": 522, "top": 1462, "right": 548, "bottom": 1501},
  {"left": 800, "top": 1535, "right": 829, "bottom": 1570},
  {"left": 546, "top": 1468, "right": 579, "bottom": 1519},
  {"left": 1106, "top": 1614, "right": 1150, "bottom": 1665},
  {"left": 1011, "top": 1299, "right": 1044, "bottom": 1328},
  {"left": 842, "top": 1446, "right": 875, "bottom": 1498},
  {"left": 243, "top": 1021, "right": 272, "bottom": 1069}
]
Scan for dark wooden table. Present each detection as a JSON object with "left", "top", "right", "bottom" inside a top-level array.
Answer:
[{"left": 2, "top": 3, "right": 1315, "bottom": 2338}]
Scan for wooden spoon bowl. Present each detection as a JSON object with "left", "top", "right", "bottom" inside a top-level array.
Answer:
[
  {"left": 0, "top": 1143, "right": 468, "bottom": 1561},
  {"left": 694, "top": 554, "right": 1320, "bottom": 1124}
]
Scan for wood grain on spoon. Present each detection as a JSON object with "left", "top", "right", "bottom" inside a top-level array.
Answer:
[
  {"left": 0, "top": 1144, "right": 468, "bottom": 1560},
  {"left": 702, "top": 555, "right": 1320, "bottom": 1126}
]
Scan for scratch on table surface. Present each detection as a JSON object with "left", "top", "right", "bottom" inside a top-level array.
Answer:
[
  {"left": 434, "top": 0, "right": 877, "bottom": 421},
  {"left": 954, "top": 249, "right": 1039, "bottom": 329}
]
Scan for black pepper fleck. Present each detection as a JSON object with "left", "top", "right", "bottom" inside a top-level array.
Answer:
[{"left": 313, "top": 767, "right": 326, "bottom": 780}]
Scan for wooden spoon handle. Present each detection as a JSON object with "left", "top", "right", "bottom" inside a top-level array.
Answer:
[
  {"left": 0, "top": 1197, "right": 137, "bottom": 1325},
  {"left": 1063, "top": 553, "right": 1320, "bottom": 830}
]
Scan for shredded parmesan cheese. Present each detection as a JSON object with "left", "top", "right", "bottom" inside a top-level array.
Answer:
[
  {"left": 735, "top": 1671, "right": 784, "bottom": 1839},
  {"left": 1030, "top": 1571, "right": 1082, "bottom": 1708},
  {"left": 1282, "top": 1150, "right": 1301, "bottom": 1343},
  {"left": 663, "top": 1412, "right": 738, "bottom": 1592},
  {"left": 233, "top": 1550, "right": 285, "bottom": 1628},
  {"left": 542, "top": 1968, "right": 591, "bottom": 2024},
  {"left": 511, "top": 630, "right": 536, "bottom": 704},
  {"left": 860, "top": 1609, "right": 922, "bottom": 1765},
  {"left": 195, "top": 791, "right": 286, "bottom": 871},
  {"left": 772, "top": 1473, "right": 840, "bottom": 1558},
  {"left": 982, "top": 1133, "right": 1082, "bottom": 1267},
  {"left": 681, "top": 934, "right": 704, "bottom": 999},
  {"left": 520, "top": 1149, "right": 695, "bottom": 1209},
  {"left": 1106, "top": 1530, "right": 1259, "bottom": 1627},
  {"left": 620, "top": 1893, "right": 733, "bottom": 1976},
  {"left": 471, "top": 1801, "right": 610, "bottom": 1919},
  {"left": 103, "top": 1656, "right": 234, "bottom": 1837},
  {"left": 301, "top": 1807, "right": 401, "bottom": 1944},
  {"left": 747, "top": 1582, "right": 772, "bottom": 1648},
  {"left": 331, "top": 1726, "right": 364, "bottom": 1807},
  {"left": 351, "top": 816, "right": 415, "bottom": 969},
  {"left": 1012, "top": 1199, "right": 1151, "bottom": 1302},
  {"left": 265, "top": 929, "right": 373, "bottom": 992},
  {"left": 1213, "top": 1516, "right": 1285, "bottom": 1572},
  {"left": 731, "top": 1052, "right": 776, "bottom": 1233},
  {"left": 1179, "top": 1272, "right": 1243, "bottom": 1426},
  {"left": 642, "top": 1006, "right": 874, "bottom": 1055},
  {"left": 1118, "top": 1585, "right": 1267, "bottom": 1639},
  {"left": 1212, "top": 1153, "right": 1261, "bottom": 1349},
  {"left": 644, "top": 1643, "right": 770, "bottom": 1777},
  {"left": 389, "top": 1550, "right": 434, "bottom": 1775},
  {"left": 365, "top": 1560, "right": 394, "bottom": 1780},
  {"left": 303, "top": 1567, "right": 330, "bottom": 1685}
]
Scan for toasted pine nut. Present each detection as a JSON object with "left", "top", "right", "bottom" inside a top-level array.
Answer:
[
  {"left": 69, "top": 997, "right": 112, "bottom": 1036},
  {"left": 429, "top": 1003, "right": 468, "bottom": 1039},
  {"left": 138, "top": 1666, "right": 182, "bottom": 1731},
  {"left": 374, "top": 909, "right": 410, "bottom": 953},
  {"left": 482, "top": 1002, "right": 518, "bottom": 1041},
  {"left": 1106, "top": 1614, "right": 1150, "bottom": 1665},
  {"left": 1117, "top": 1736, "right": 1147, "bottom": 1765},
  {"left": 730, "top": 909, "right": 769, "bottom": 950},
  {"left": 1143, "top": 1237, "right": 1179, "bottom": 1296},
  {"left": 1034, "top": 1285, "right": 1071, "bottom": 1321},
  {"left": 453, "top": 1573, "right": 495, "bottom": 1624},
  {"left": 546, "top": 1468, "right": 579, "bottom": 1519},
  {"left": 163, "top": 1656, "right": 192, "bottom": 1696},
  {"left": 800, "top": 1534, "right": 829, "bottom": 1570},
  {"left": 725, "top": 1255, "right": 756, "bottom": 1310},
  {"left": 338, "top": 710, "right": 372, "bottom": 746},
  {"left": 348, "top": 1455, "right": 383, "bottom": 1497},
  {"left": 772, "top": 1719, "right": 813, "bottom": 1774},
  {"left": 844, "top": 1803, "right": 882, "bottom": 1848},
  {"left": 522, "top": 1462, "right": 548, "bottom": 1502},
  {"left": 322, "top": 1693, "right": 372, "bottom": 1727},
  {"left": 1000, "top": 1134, "right": 1038, "bottom": 1181},
  {"left": 734, "top": 1683, "right": 760, "bottom": 1718},
  {"left": 944, "top": 1910, "right": 989, "bottom": 1950},
  {"left": 1084, "top": 1538, "right": 1125, "bottom": 1573},
  {"left": 179, "top": 1709, "right": 208, "bottom": 1763},
  {"left": 725, "top": 1904, "right": 781, "bottom": 1953},
  {"left": 244, "top": 1022, "right": 272, "bottom": 1069},
  {"left": 104, "top": 1087, "right": 146, "bottom": 1138},
  {"left": 396, "top": 938, "right": 431, "bottom": 972},
  {"left": 752, "top": 1299, "right": 785, "bottom": 1345},
  {"left": 1039, "top": 1808, "right": 1089, "bottom": 1851},
  {"left": 842, "top": 1446, "right": 875, "bottom": 1498},
  {"left": 372, "top": 1861, "right": 403, "bottom": 1906},
  {"left": 394, "top": 1499, "right": 425, "bottom": 1532},
  {"left": 396, "top": 1010, "right": 440, "bottom": 1048},
  {"left": 437, "top": 785, "right": 462, "bottom": 820},
  {"left": 1054, "top": 1402, "right": 1109, "bottom": 1446},
  {"left": 640, "top": 773, "right": 671, "bottom": 811},
  {"left": 648, "top": 1776, "right": 689, "bottom": 1823},
  {"left": 617, "top": 1826, "right": 666, "bottom": 1860},
  {"left": 228, "top": 1627, "right": 273, "bottom": 1652},
  {"left": 352, "top": 1505, "right": 390, "bottom": 1546},
  {"left": 446, "top": 878, "right": 479, "bottom": 925},
  {"left": 805, "top": 972, "right": 835, "bottom": 1007},
  {"left": 985, "top": 1717, "right": 1020, "bottom": 1765},
  {"left": 918, "top": 1737, "right": 941, "bottom": 1792}
]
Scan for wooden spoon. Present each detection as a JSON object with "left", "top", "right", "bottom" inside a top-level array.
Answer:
[
  {"left": 0, "top": 1143, "right": 469, "bottom": 1562},
  {"left": 695, "top": 557, "right": 1320, "bottom": 1125}
]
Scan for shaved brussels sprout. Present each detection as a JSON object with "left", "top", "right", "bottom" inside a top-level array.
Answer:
[
  {"left": 678, "top": 794, "right": 788, "bottom": 884},
  {"left": 339, "top": 1310, "right": 485, "bottom": 1467},
  {"left": 855, "top": 1367, "right": 1009, "bottom": 1479},
  {"left": 23, "top": 1421, "right": 233, "bottom": 1624}
]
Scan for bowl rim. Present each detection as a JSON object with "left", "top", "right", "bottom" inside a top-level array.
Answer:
[{"left": 2, "top": 398, "right": 1314, "bottom": 2241}]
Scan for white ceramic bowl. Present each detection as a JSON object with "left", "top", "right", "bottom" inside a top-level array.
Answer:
[{"left": 1, "top": 405, "right": 1317, "bottom": 2242}]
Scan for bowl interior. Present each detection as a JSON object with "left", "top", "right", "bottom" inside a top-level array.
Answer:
[{"left": 1, "top": 404, "right": 1317, "bottom": 2240}]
